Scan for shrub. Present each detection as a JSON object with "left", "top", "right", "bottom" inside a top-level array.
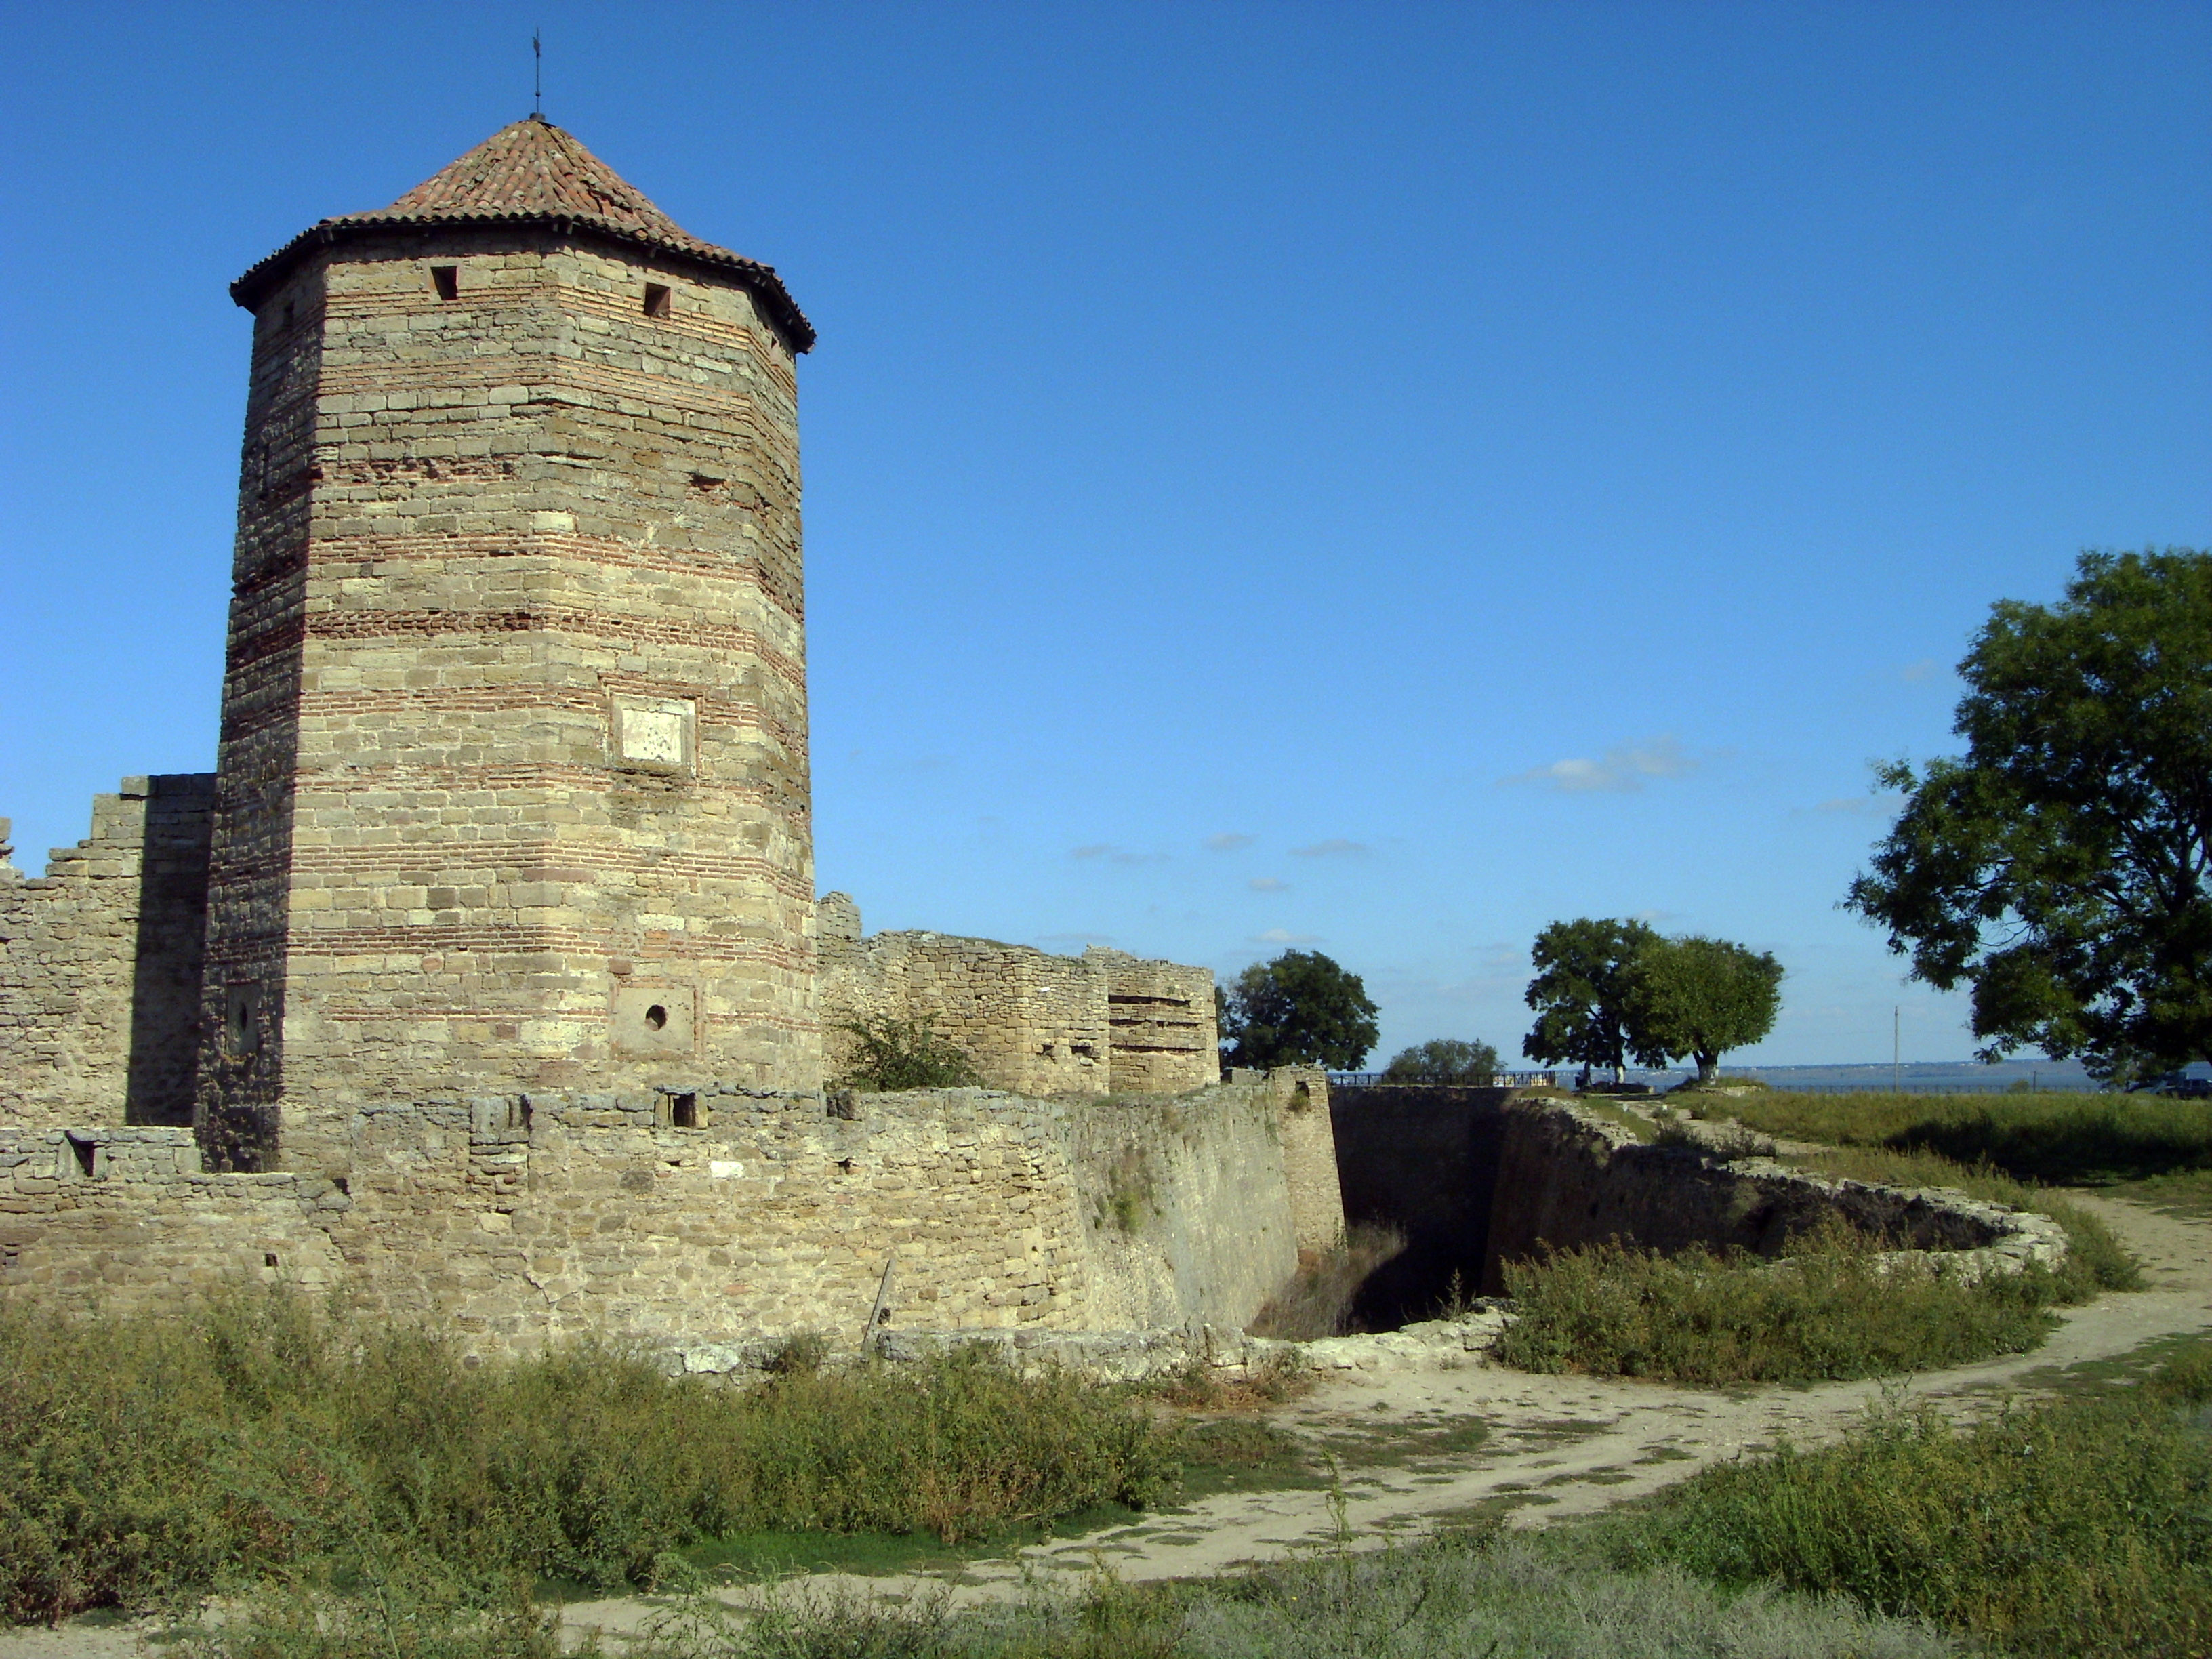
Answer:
[
  {"left": 830, "top": 1017, "right": 984, "bottom": 1091},
  {"left": 1622, "top": 1361, "right": 2212, "bottom": 1656},
  {"left": 1380, "top": 1038, "right": 1502, "bottom": 1084},
  {"left": 1494, "top": 1220, "right": 2062, "bottom": 1386},
  {"left": 0, "top": 1294, "right": 1176, "bottom": 1621}
]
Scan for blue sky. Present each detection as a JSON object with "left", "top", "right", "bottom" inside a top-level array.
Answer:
[{"left": 2, "top": 3, "right": 2206, "bottom": 1067}]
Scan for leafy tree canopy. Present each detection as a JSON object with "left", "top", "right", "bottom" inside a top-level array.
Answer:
[
  {"left": 1522, "top": 918, "right": 1662, "bottom": 1081},
  {"left": 1847, "top": 549, "right": 2212, "bottom": 1082},
  {"left": 1381, "top": 1037, "right": 1503, "bottom": 1084},
  {"left": 1627, "top": 935, "right": 1783, "bottom": 1084},
  {"left": 1219, "top": 949, "right": 1380, "bottom": 1072}
]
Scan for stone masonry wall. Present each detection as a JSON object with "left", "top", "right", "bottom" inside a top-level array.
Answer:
[
  {"left": 1258, "top": 1067, "right": 1345, "bottom": 1252},
  {"left": 1065, "top": 1086, "right": 1300, "bottom": 1330},
  {"left": 817, "top": 897, "right": 1218, "bottom": 1097},
  {"left": 821, "top": 926, "right": 1107, "bottom": 1095},
  {"left": 0, "top": 779, "right": 214, "bottom": 1131},
  {"left": 1095, "top": 949, "right": 1217, "bottom": 1094},
  {"left": 1481, "top": 1096, "right": 2025, "bottom": 1294},
  {"left": 202, "top": 230, "right": 821, "bottom": 1174},
  {"left": 1, "top": 1073, "right": 1338, "bottom": 1364}
]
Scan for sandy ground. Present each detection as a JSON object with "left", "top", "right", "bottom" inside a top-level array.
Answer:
[{"left": 7, "top": 1191, "right": 2205, "bottom": 1655}]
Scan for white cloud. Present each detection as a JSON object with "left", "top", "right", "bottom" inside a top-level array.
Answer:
[
  {"left": 1814, "top": 796, "right": 1873, "bottom": 815},
  {"left": 1501, "top": 735, "right": 1700, "bottom": 793},
  {"left": 1071, "top": 844, "right": 1168, "bottom": 865},
  {"left": 1205, "top": 832, "right": 1256, "bottom": 852},
  {"left": 1252, "top": 928, "right": 1321, "bottom": 945},
  {"left": 1290, "top": 837, "right": 1368, "bottom": 857},
  {"left": 1898, "top": 658, "right": 1939, "bottom": 683},
  {"left": 1248, "top": 876, "right": 1289, "bottom": 892},
  {"left": 1036, "top": 931, "right": 1114, "bottom": 947}
]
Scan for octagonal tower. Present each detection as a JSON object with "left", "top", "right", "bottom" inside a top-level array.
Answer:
[{"left": 199, "top": 117, "right": 820, "bottom": 1170}]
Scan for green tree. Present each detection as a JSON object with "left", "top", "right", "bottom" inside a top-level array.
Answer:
[
  {"left": 1846, "top": 550, "right": 2212, "bottom": 1082},
  {"left": 1219, "top": 949, "right": 1380, "bottom": 1071},
  {"left": 1380, "top": 1037, "right": 1504, "bottom": 1084},
  {"left": 832, "top": 1016, "right": 984, "bottom": 1090},
  {"left": 1522, "top": 918, "right": 1661, "bottom": 1084},
  {"left": 1627, "top": 935, "right": 1784, "bottom": 1084}
]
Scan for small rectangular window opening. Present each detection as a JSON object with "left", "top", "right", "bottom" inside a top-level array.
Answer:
[
  {"left": 431, "top": 266, "right": 459, "bottom": 302},
  {"left": 642, "top": 283, "right": 672, "bottom": 319},
  {"left": 671, "top": 1092, "right": 699, "bottom": 1129},
  {"left": 67, "top": 1135, "right": 96, "bottom": 1179}
]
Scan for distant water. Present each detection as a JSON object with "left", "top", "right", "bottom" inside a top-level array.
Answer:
[{"left": 1624, "top": 1057, "right": 2209, "bottom": 1093}]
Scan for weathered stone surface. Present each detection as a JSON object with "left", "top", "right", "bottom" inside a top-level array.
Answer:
[
  {"left": 0, "top": 1073, "right": 1344, "bottom": 1365},
  {"left": 0, "top": 777, "right": 213, "bottom": 1129},
  {"left": 196, "top": 148, "right": 823, "bottom": 1172},
  {"left": 818, "top": 899, "right": 1218, "bottom": 1098}
]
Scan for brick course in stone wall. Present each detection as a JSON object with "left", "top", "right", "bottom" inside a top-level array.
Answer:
[{"left": 199, "top": 224, "right": 822, "bottom": 1173}]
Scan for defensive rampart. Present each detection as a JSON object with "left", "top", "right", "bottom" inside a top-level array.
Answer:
[{"left": 0, "top": 1071, "right": 1341, "bottom": 1366}]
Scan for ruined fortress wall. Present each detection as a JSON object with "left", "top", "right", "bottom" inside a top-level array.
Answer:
[
  {"left": 1063, "top": 1086, "right": 1303, "bottom": 1330},
  {"left": 816, "top": 905, "right": 1218, "bottom": 1098},
  {"left": 1481, "top": 1097, "right": 2007, "bottom": 1294},
  {"left": 1, "top": 1075, "right": 1334, "bottom": 1361},
  {"left": 819, "top": 929, "right": 1110, "bottom": 1095},
  {"left": 1263, "top": 1068, "right": 1346, "bottom": 1252},
  {"left": 1094, "top": 950, "right": 1218, "bottom": 1095},
  {"left": 0, "top": 779, "right": 214, "bottom": 1131},
  {"left": 0, "top": 1126, "right": 348, "bottom": 1307},
  {"left": 202, "top": 232, "right": 820, "bottom": 1172}
]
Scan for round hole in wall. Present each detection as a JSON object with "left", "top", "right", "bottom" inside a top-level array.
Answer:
[{"left": 644, "top": 1004, "right": 668, "bottom": 1032}]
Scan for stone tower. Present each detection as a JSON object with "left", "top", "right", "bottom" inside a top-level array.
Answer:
[{"left": 199, "top": 117, "right": 821, "bottom": 1170}]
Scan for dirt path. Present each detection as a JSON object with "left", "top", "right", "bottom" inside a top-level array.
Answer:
[{"left": 7, "top": 1193, "right": 2205, "bottom": 1656}]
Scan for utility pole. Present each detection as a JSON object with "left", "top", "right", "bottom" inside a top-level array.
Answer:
[{"left": 1893, "top": 1005, "right": 1901, "bottom": 1094}]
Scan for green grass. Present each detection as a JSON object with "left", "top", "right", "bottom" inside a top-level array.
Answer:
[
  {"left": 1615, "top": 1341, "right": 2212, "bottom": 1657},
  {"left": 1492, "top": 1218, "right": 2072, "bottom": 1387},
  {"left": 0, "top": 1290, "right": 1176, "bottom": 1622},
  {"left": 178, "top": 1525, "right": 1959, "bottom": 1658},
  {"left": 1718, "top": 1088, "right": 2212, "bottom": 1187},
  {"left": 99, "top": 1330, "right": 2212, "bottom": 1657}
]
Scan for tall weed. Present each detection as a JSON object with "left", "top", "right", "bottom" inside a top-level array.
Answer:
[
  {"left": 1495, "top": 1221, "right": 2061, "bottom": 1385},
  {"left": 0, "top": 1292, "right": 1174, "bottom": 1621},
  {"left": 1622, "top": 1355, "right": 2212, "bottom": 1656},
  {"left": 1246, "top": 1225, "right": 1406, "bottom": 1341}
]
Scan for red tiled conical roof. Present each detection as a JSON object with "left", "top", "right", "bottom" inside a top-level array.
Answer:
[{"left": 231, "top": 116, "right": 813, "bottom": 350}]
